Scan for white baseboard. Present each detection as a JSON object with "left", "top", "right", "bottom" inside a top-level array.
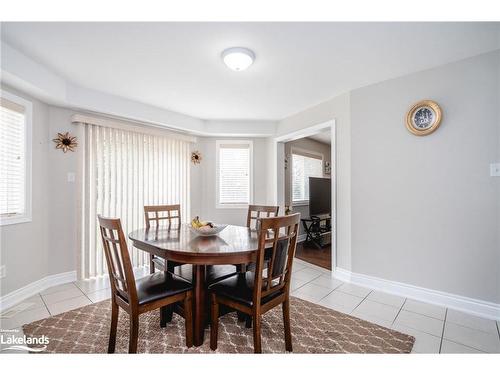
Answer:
[
  {"left": 0, "top": 271, "right": 77, "bottom": 312},
  {"left": 333, "top": 267, "right": 500, "bottom": 321}
]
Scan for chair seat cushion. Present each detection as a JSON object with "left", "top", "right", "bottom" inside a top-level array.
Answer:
[
  {"left": 208, "top": 272, "right": 283, "bottom": 307},
  {"left": 174, "top": 264, "right": 238, "bottom": 285},
  {"left": 134, "top": 272, "right": 192, "bottom": 305}
]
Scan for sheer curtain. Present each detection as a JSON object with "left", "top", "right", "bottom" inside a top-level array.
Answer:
[{"left": 79, "top": 121, "right": 191, "bottom": 278}]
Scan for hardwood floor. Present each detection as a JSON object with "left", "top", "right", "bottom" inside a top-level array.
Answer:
[{"left": 294, "top": 241, "right": 331, "bottom": 270}]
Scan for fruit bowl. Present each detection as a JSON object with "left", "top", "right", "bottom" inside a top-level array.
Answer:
[
  {"left": 189, "top": 224, "right": 227, "bottom": 237},
  {"left": 190, "top": 217, "right": 227, "bottom": 236}
]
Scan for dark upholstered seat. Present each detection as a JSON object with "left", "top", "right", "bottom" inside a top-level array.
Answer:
[
  {"left": 119, "top": 272, "right": 192, "bottom": 305},
  {"left": 208, "top": 272, "right": 283, "bottom": 307}
]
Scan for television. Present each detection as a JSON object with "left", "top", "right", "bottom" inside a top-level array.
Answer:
[{"left": 309, "top": 177, "right": 331, "bottom": 216}]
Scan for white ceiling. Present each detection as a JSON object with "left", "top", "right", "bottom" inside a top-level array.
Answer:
[
  {"left": 2, "top": 22, "right": 499, "bottom": 120},
  {"left": 307, "top": 131, "right": 331, "bottom": 145}
]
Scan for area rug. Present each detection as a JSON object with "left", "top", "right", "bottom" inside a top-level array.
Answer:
[{"left": 22, "top": 297, "right": 414, "bottom": 353}]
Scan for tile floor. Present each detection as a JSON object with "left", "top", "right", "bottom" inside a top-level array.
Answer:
[{"left": 1, "top": 259, "right": 499, "bottom": 354}]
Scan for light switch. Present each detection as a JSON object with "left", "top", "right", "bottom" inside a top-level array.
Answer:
[
  {"left": 67, "top": 172, "right": 76, "bottom": 183},
  {"left": 490, "top": 163, "right": 500, "bottom": 177}
]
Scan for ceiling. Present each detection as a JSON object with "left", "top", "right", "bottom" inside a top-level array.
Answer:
[
  {"left": 2, "top": 22, "right": 499, "bottom": 120},
  {"left": 307, "top": 131, "right": 331, "bottom": 145}
]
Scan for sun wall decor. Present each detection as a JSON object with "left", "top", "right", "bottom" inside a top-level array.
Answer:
[
  {"left": 53, "top": 132, "right": 78, "bottom": 153},
  {"left": 191, "top": 150, "right": 202, "bottom": 164}
]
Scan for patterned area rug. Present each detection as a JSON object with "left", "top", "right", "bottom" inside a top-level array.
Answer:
[{"left": 23, "top": 297, "right": 414, "bottom": 353}]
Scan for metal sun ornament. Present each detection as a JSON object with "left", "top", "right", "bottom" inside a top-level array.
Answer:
[
  {"left": 53, "top": 132, "right": 78, "bottom": 153},
  {"left": 191, "top": 150, "right": 202, "bottom": 165}
]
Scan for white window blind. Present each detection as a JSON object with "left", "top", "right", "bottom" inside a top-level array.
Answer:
[
  {"left": 81, "top": 123, "right": 191, "bottom": 278},
  {"left": 0, "top": 96, "right": 29, "bottom": 224},
  {"left": 217, "top": 141, "right": 252, "bottom": 206},
  {"left": 292, "top": 151, "right": 323, "bottom": 202}
]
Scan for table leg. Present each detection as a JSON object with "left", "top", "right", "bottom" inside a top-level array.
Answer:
[{"left": 193, "top": 264, "right": 206, "bottom": 346}]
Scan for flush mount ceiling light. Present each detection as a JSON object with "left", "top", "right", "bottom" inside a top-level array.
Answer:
[{"left": 221, "top": 47, "right": 255, "bottom": 71}]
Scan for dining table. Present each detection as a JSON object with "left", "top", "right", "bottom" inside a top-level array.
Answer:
[{"left": 128, "top": 224, "right": 261, "bottom": 346}]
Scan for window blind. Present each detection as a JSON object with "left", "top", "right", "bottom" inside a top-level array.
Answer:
[
  {"left": 0, "top": 98, "right": 26, "bottom": 218},
  {"left": 292, "top": 152, "right": 323, "bottom": 202},
  {"left": 81, "top": 123, "right": 191, "bottom": 278},
  {"left": 218, "top": 142, "right": 251, "bottom": 205}
]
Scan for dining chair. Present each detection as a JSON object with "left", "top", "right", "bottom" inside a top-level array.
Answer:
[
  {"left": 98, "top": 215, "right": 193, "bottom": 353},
  {"left": 144, "top": 204, "right": 181, "bottom": 273},
  {"left": 246, "top": 204, "right": 280, "bottom": 230},
  {"left": 209, "top": 213, "right": 300, "bottom": 353}
]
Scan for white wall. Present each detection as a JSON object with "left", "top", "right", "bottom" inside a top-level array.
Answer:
[{"left": 349, "top": 51, "right": 500, "bottom": 303}]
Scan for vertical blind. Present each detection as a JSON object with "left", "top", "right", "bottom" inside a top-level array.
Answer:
[
  {"left": 218, "top": 142, "right": 251, "bottom": 205},
  {"left": 0, "top": 98, "right": 26, "bottom": 218},
  {"left": 292, "top": 152, "right": 323, "bottom": 202},
  {"left": 81, "top": 123, "right": 191, "bottom": 278}
]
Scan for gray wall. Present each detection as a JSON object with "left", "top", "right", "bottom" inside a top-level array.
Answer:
[{"left": 350, "top": 51, "right": 500, "bottom": 303}]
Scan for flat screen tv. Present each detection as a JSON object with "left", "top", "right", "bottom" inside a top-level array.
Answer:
[{"left": 309, "top": 177, "right": 331, "bottom": 216}]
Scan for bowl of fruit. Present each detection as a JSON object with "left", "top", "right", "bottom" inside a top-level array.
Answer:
[{"left": 190, "top": 216, "right": 227, "bottom": 237}]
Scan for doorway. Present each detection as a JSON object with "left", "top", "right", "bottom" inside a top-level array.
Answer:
[{"left": 274, "top": 121, "right": 336, "bottom": 271}]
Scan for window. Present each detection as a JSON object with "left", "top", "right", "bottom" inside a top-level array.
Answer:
[
  {"left": 292, "top": 150, "right": 323, "bottom": 203},
  {"left": 0, "top": 91, "right": 32, "bottom": 225},
  {"left": 216, "top": 140, "right": 253, "bottom": 208}
]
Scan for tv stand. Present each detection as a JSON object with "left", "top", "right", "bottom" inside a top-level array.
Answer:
[{"left": 300, "top": 216, "right": 332, "bottom": 249}]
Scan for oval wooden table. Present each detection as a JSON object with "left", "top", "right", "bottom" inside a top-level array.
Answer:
[{"left": 129, "top": 224, "right": 260, "bottom": 346}]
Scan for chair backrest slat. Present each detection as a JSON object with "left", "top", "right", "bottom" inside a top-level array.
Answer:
[
  {"left": 98, "top": 215, "right": 138, "bottom": 305},
  {"left": 144, "top": 204, "right": 181, "bottom": 229},
  {"left": 246, "top": 205, "right": 279, "bottom": 230},
  {"left": 252, "top": 213, "right": 300, "bottom": 303}
]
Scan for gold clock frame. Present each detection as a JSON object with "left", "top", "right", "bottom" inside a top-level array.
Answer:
[{"left": 406, "top": 100, "right": 442, "bottom": 136}]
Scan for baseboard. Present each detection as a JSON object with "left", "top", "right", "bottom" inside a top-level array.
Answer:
[
  {"left": 0, "top": 271, "right": 77, "bottom": 312},
  {"left": 333, "top": 267, "right": 500, "bottom": 321}
]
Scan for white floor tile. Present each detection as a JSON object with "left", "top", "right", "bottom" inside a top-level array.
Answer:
[
  {"left": 290, "top": 278, "right": 310, "bottom": 291},
  {"left": 291, "top": 261, "right": 309, "bottom": 272},
  {"left": 367, "top": 290, "right": 405, "bottom": 308},
  {"left": 446, "top": 309, "right": 498, "bottom": 334},
  {"left": 353, "top": 300, "right": 400, "bottom": 323},
  {"left": 0, "top": 306, "right": 50, "bottom": 330},
  {"left": 335, "top": 283, "right": 371, "bottom": 298},
  {"left": 394, "top": 310, "right": 444, "bottom": 336},
  {"left": 292, "top": 283, "right": 333, "bottom": 302},
  {"left": 309, "top": 275, "right": 343, "bottom": 290},
  {"left": 74, "top": 277, "right": 110, "bottom": 294},
  {"left": 440, "top": 339, "right": 484, "bottom": 353},
  {"left": 318, "top": 290, "right": 363, "bottom": 314},
  {"left": 40, "top": 282, "right": 78, "bottom": 296},
  {"left": 41, "top": 286, "right": 85, "bottom": 305},
  {"left": 403, "top": 299, "right": 446, "bottom": 320},
  {"left": 86, "top": 288, "right": 111, "bottom": 303},
  {"left": 351, "top": 311, "right": 393, "bottom": 329},
  {"left": 2, "top": 294, "right": 46, "bottom": 316},
  {"left": 46, "top": 295, "right": 92, "bottom": 316},
  {"left": 443, "top": 321, "right": 500, "bottom": 353},
  {"left": 292, "top": 267, "right": 323, "bottom": 280},
  {"left": 391, "top": 323, "right": 441, "bottom": 353}
]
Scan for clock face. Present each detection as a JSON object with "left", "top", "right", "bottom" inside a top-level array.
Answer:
[{"left": 412, "top": 106, "right": 435, "bottom": 130}]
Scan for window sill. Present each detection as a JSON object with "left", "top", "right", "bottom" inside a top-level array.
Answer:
[
  {"left": 292, "top": 201, "right": 309, "bottom": 207},
  {"left": 216, "top": 204, "right": 249, "bottom": 210},
  {"left": 0, "top": 215, "right": 32, "bottom": 226}
]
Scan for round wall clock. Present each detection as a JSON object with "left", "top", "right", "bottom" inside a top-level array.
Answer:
[{"left": 405, "top": 100, "right": 442, "bottom": 136}]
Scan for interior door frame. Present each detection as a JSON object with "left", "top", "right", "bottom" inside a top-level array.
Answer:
[{"left": 271, "top": 119, "right": 336, "bottom": 272}]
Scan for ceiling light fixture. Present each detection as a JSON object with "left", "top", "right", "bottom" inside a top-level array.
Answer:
[{"left": 221, "top": 47, "right": 255, "bottom": 71}]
